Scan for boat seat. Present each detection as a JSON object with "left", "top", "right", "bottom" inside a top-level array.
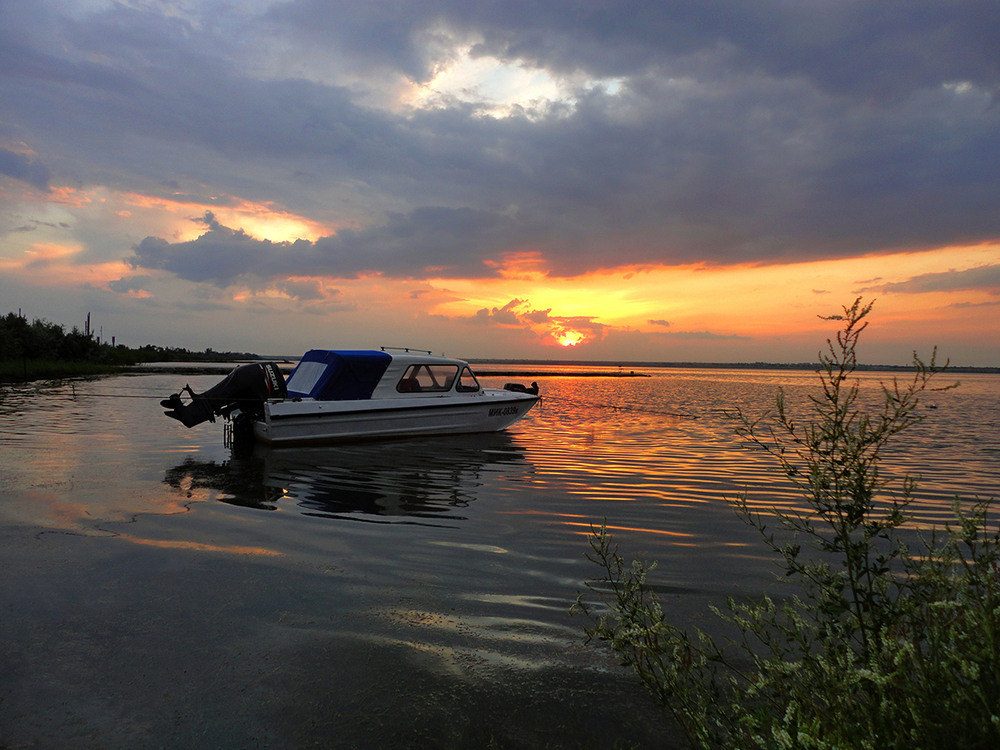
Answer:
[{"left": 398, "top": 377, "right": 421, "bottom": 392}]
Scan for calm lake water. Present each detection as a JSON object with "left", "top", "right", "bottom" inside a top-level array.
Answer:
[{"left": 1, "top": 365, "right": 998, "bottom": 748}]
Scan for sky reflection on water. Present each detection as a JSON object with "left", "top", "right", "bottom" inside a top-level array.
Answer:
[
  {"left": 2, "top": 368, "right": 997, "bottom": 580},
  {"left": 1, "top": 368, "right": 997, "bottom": 582}
]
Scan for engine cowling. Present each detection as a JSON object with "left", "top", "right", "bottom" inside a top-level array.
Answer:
[{"left": 161, "top": 362, "right": 287, "bottom": 428}]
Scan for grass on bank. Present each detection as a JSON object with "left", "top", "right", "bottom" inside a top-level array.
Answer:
[
  {"left": 0, "top": 359, "right": 130, "bottom": 382},
  {"left": 574, "top": 298, "right": 999, "bottom": 749}
]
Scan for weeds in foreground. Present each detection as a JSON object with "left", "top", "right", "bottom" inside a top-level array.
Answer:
[{"left": 573, "top": 299, "right": 1000, "bottom": 749}]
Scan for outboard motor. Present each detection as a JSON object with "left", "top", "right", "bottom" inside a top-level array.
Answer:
[{"left": 161, "top": 362, "right": 286, "bottom": 428}]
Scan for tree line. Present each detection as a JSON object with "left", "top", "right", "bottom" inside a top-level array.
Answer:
[{"left": 0, "top": 311, "right": 257, "bottom": 367}]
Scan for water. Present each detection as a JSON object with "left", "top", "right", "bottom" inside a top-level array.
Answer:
[{"left": 1, "top": 367, "right": 997, "bottom": 748}]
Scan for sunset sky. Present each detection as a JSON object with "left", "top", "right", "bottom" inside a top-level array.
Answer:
[{"left": 2, "top": 1, "right": 999, "bottom": 365}]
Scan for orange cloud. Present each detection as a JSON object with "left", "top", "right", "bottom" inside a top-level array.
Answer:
[
  {"left": 118, "top": 190, "right": 333, "bottom": 243},
  {"left": 0, "top": 241, "right": 132, "bottom": 288},
  {"left": 449, "top": 297, "right": 608, "bottom": 347},
  {"left": 47, "top": 185, "right": 93, "bottom": 207},
  {"left": 21, "top": 241, "right": 82, "bottom": 263},
  {"left": 425, "top": 243, "right": 1000, "bottom": 352},
  {"left": 486, "top": 250, "right": 550, "bottom": 280},
  {"left": 2, "top": 182, "right": 342, "bottom": 299}
]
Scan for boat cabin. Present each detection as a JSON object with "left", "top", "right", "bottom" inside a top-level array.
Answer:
[{"left": 283, "top": 349, "right": 483, "bottom": 402}]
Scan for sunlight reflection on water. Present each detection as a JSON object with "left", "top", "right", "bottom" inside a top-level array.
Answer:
[{"left": 1, "top": 368, "right": 998, "bottom": 566}]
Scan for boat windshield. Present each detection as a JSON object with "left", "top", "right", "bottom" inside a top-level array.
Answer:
[
  {"left": 396, "top": 364, "right": 459, "bottom": 393},
  {"left": 457, "top": 366, "right": 481, "bottom": 393}
]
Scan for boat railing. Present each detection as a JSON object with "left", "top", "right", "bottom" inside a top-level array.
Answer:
[{"left": 380, "top": 346, "right": 433, "bottom": 354}]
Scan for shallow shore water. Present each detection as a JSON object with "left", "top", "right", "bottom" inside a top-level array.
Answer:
[{"left": 1, "top": 366, "right": 997, "bottom": 748}]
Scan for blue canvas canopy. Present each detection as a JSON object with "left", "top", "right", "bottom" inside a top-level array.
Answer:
[{"left": 285, "top": 350, "right": 392, "bottom": 400}]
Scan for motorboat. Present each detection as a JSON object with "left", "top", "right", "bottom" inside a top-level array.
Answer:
[{"left": 160, "top": 347, "right": 539, "bottom": 445}]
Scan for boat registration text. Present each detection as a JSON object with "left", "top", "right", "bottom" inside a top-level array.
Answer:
[{"left": 489, "top": 406, "right": 519, "bottom": 417}]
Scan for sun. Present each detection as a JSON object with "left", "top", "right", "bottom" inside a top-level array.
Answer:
[{"left": 557, "top": 330, "right": 585, "bottom": 347}]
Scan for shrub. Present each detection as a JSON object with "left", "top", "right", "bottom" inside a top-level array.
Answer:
[{"left": 573, "top": 299, "right": 999, "bottom": 749}]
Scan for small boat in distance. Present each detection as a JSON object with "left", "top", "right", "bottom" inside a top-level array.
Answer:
[{"left": 160, "top": 347, "right": 539, "bottom": 445}]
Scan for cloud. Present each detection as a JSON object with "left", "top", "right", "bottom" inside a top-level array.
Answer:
[
  {"left": 523, "top": 308, "right": 552, "bottom": 323},
  {"left": 663, "top": 330, "right": 751, "bottom": 341},
  {"left": 108, "top": 275, "right": 152, "bottom": 294},
  {"left": 128, "top": 214, "right": 301, "bottom": 286},
  {"left": 458, "top": 298, "right": 608, "bottom": 346},
  {"left": 263, "top": 0, "right": 452, "bottom": 84},
  {"left": 274, "top": 278, "right": 327, "bottom": 301},
  {"left": 0, "top": 148, "right": 50, "bottom": 190},
  {"left": 6, "top": 0, "right": 1000, "bottom": 282},
  {"left": 648, "top": 319, "right": 670, "bottom": 327},
  {"left": 2, "top": 0, "right": 1000, "bottom": 364},
  {"left": 266, "top": 2, "right": 1000, "bottom": 100},
  {"left": 129, "top": 208, "right": 548, "bottom": 284},
  {"left": 475, "top": 299, "right": 526, "bottom": 326},
  {"left": 878, "top": 264, "right": 1000, "bottom": 296},
  {"left": 950, "top": 299, "right": 1000, "bottom": 309}
]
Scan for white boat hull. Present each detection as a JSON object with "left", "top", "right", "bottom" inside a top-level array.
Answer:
[
  {"left": 254, "top": 389, "right": 538, "bottom": 445},
  {"left": 163, "top": 347, "right": 541, "bottom": 446}
]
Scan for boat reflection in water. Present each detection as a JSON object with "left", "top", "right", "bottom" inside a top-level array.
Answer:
[{"left": 163, "top": 431, "right": 532, "bottom": 526}]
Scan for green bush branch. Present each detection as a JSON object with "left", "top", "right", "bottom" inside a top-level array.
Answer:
[{"left": 574, "top": 298, "right": 998, "bottom": 749}]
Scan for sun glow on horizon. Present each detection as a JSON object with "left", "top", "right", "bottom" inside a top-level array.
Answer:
[
  {"left": 4, "top": 169, "right": 997, "bottom": 366},
  {"left": 557, "top": 330, "right": 585, "bottom": 347},
  {"left": 417, "top": 242, "right": 1000, "bottom": 360}
]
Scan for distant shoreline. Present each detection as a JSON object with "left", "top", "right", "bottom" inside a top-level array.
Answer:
[
  {"left": 130, "top": 359, "right": 1000, "bottom": 378},
  {"left": 6, "top": 356, "right": 997, "bottom": 384}
]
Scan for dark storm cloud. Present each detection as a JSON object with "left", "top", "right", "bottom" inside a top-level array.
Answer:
[
  {"left": 0, "top": 2, "right": 405, "bottom": 211},
  {"left": 130, "top": 213, "right": 314, "bottom": 286},
  {"left": 263, "top": 0, "right": 446, "bottom": 83},
  {"left": 129, "top": 209, "right": 534, "bottom": 285},
  {"left": 268, "top": 0, "right": 1000, "bottom": 97},
  {"left": 4, "top": 0, "right": 1000, "bottom": 283}
]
